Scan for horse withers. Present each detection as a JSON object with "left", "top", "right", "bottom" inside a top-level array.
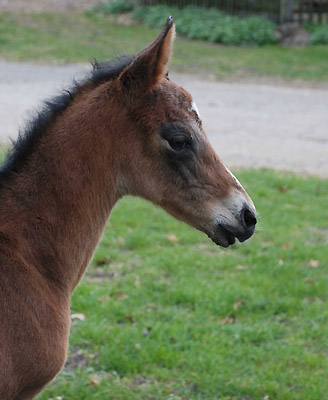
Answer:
[{"left": 0, "top": 17, "right": 256, "bottom": 399}]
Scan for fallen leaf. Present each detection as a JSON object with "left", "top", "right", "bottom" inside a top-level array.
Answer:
[
  {"left": 95, "top": 258, "right": 108, "bottom": 266},
  {"left": 134, "top": 276, "right": 142, "bottom": 286},
  {"left": 309, "top": 259, "right": 320, "bottom": 268},
  {"left": 117, "top": 236, "right": 125, "bottom": 244},
  {"left": 112, "top": 262, "right": 124, "bottom": 269},
  {"left": 113, "top": 291, "right": 129, "bottom": 300},
  {"left": 87, "top": 375, "right": 101, "bottom": 386},
  {"left": 125, "top": 315, "right": 135, "bottom": 324},
  {"left": 134, "top": 376, "right": 148, "bottom": 385},
  {"left": 142, "top": 326, "right": 152, "bottom": 337},
  {"left": 98, "top": 294, "right": 111, "bottom": 303},
  {"left": 233, "top": 299, "right": 243, "bottom": 310},
  {"left": 71, "top": 313, "right": 85, "bottom": 321},
  {"left": 236, "top": 265, "right": 248, "bottom": 271},
  {"left": 167, "top": 234, "right": 178, "bottom": 243},
  {"left": 220, "top": 317, "right": 235, "bottom": 324}
]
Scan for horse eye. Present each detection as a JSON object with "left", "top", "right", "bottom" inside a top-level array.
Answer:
[{"left": 167, "top": 136, "right": 190, "bottom": 151}]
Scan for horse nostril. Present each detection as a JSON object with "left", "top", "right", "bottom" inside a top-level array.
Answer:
[{"left": 241, "top": 206, "right": 257, "bottom": 229}]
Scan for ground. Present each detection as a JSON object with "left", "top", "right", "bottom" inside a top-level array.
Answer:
[
  {"left": 1, "top": 61, "right": 327, "bottom": 177},
  {"left": 0, "top": 0, "right": 100, "bottom": 12}
]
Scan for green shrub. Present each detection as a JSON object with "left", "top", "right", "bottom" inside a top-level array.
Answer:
[
  {"left": 94, "top": 0, "right": 135, "bottom": 14},
  {"left": 310, "top": 24, "right": 328, "bottom": 45},
  {"left": 135, "top": 5, "right": 176, "bottom": 29},
  {"left": 303, "top": 22, "right": 319, "bottom": 33},
  {"left": 132, "top": 5, "right": 277, "bottom": 46}
]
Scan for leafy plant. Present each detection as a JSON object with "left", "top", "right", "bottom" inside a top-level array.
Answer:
[
  {"left": 93, "top": 0, "right": 136, "bottom": 15},
  {"left": 1, "top": 12, "right": 327, "bottom": 82},
  {"left": 132, "top": 5, "right": 277, "bottom": 46},
  {"left": 310, "top": 24, "right": 328, "bottom": 45}
]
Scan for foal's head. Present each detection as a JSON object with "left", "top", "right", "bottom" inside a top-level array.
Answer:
[{"left": 113, "top": 17, "right": 256, "bottom": 247}]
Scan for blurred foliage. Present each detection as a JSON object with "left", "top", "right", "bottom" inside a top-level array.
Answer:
[
  {"left": 304, "top": 22, "right": 328, "bottom": 44},
  {"left": 309, "top": 24, "right": 328, "bottom": 45},
  {"left": 132, "top": 5, "right": 278, "bottom": 45},
  {"left": 93, "top": 0, "right": 136, "bottom": 14},
  {"left": 0, "top": 13, "right": 327, "bottom": 82},
  {"left": 93, "top": 2, "right": 328, "bottom": 47}
]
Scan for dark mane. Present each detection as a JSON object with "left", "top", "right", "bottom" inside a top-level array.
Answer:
[{"left": 0, "top": 55, "right": 134, "bottom": 179}]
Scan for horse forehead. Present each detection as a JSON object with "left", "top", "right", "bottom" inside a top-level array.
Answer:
[
  {"left": 159, "top": 79, "right": 193, "bottom": 104},
  {"left": 167, "top": 82, "right": 202, "bottom": 120},
  {"left": 178, "top": 85, "right": 193, "bottom": 103},
  {"left": 172, "top": 81, "right": 193, "bottom": 103}
]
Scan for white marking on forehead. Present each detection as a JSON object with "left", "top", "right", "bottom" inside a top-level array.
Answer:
[{"left": 189, "top": 100, "right": 201, "bottom": 119}]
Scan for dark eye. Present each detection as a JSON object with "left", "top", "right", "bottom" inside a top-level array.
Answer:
[{"left": 167, "top": 136, "right": 191, "bottom": 151}]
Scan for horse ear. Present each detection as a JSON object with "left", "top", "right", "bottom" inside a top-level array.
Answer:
[{"left": 119, "top": 17, "right": 175, "bottom": 93}]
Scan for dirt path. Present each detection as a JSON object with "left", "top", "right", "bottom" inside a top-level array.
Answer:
[
  {"left": 0, "top": 0, "right": 100, "bottom": 12},
  {"left": 0, "top": 61, "right": 327, "bottom": 178}
]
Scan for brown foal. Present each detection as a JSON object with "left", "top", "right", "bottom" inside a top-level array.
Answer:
[{"left": 0, "top": 18, "right": 256, "bottom": 399}]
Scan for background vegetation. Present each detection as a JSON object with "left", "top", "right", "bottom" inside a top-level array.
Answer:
[
  {"left": 308, "top": 23, "right": 328, "bottom": 44},
  {"left": 93, "top": 1, "right": 328, "bottom": 45},
  {"left": 94, "top": 0, "right": 135, "bottom": 14},
  {"left": 132, "top": 5, "right": 277, "bottom": 45},
  {"left": 0, "top": 12, "right": 328, "bottom": 82}
]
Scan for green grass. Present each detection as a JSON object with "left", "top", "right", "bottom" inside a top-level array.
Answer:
[
  {"left": 0, "top": 12, "right": 328, "bottom": 82},
  {"left": 34, "top": 169, "right": 328, "bottom": 399}
]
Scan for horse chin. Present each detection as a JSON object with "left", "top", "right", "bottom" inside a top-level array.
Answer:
[
  {"left": 208, "top": 224, "right": 237, "bottom": 248},
  {"left": 208, "top": 221, "right": 256, "bottom": 248}
]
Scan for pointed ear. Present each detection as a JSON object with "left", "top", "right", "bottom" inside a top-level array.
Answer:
[{"left": 119, "top": 17, "right": 175, "bottom": 93}]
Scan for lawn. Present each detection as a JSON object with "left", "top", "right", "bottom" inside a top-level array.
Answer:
[
  {"left": 34, "top": 169, "right": 328, "bottom": 400},
  {"left": 0, "top": 12, "right": 328, "bottom": 82}
]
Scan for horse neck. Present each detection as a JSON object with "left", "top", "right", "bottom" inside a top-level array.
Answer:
[{"left": 1, "top": 85, "right": 123, "bottom": 292}]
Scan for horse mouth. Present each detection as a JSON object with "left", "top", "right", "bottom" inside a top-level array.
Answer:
[{"left": 209, "top": 224, "right": 254, "bottom": 248}]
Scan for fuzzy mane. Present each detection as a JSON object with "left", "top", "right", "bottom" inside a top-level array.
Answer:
[{"left": 0, "top": 55, "right": 135, "bottom": 179}]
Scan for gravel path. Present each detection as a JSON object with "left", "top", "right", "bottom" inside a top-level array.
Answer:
[
  {"left": 0, "top": 0, "right": 100, "bottom": 12},
  {"left": 0, "top": 61, "right": 327, "bottom": 178}
]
